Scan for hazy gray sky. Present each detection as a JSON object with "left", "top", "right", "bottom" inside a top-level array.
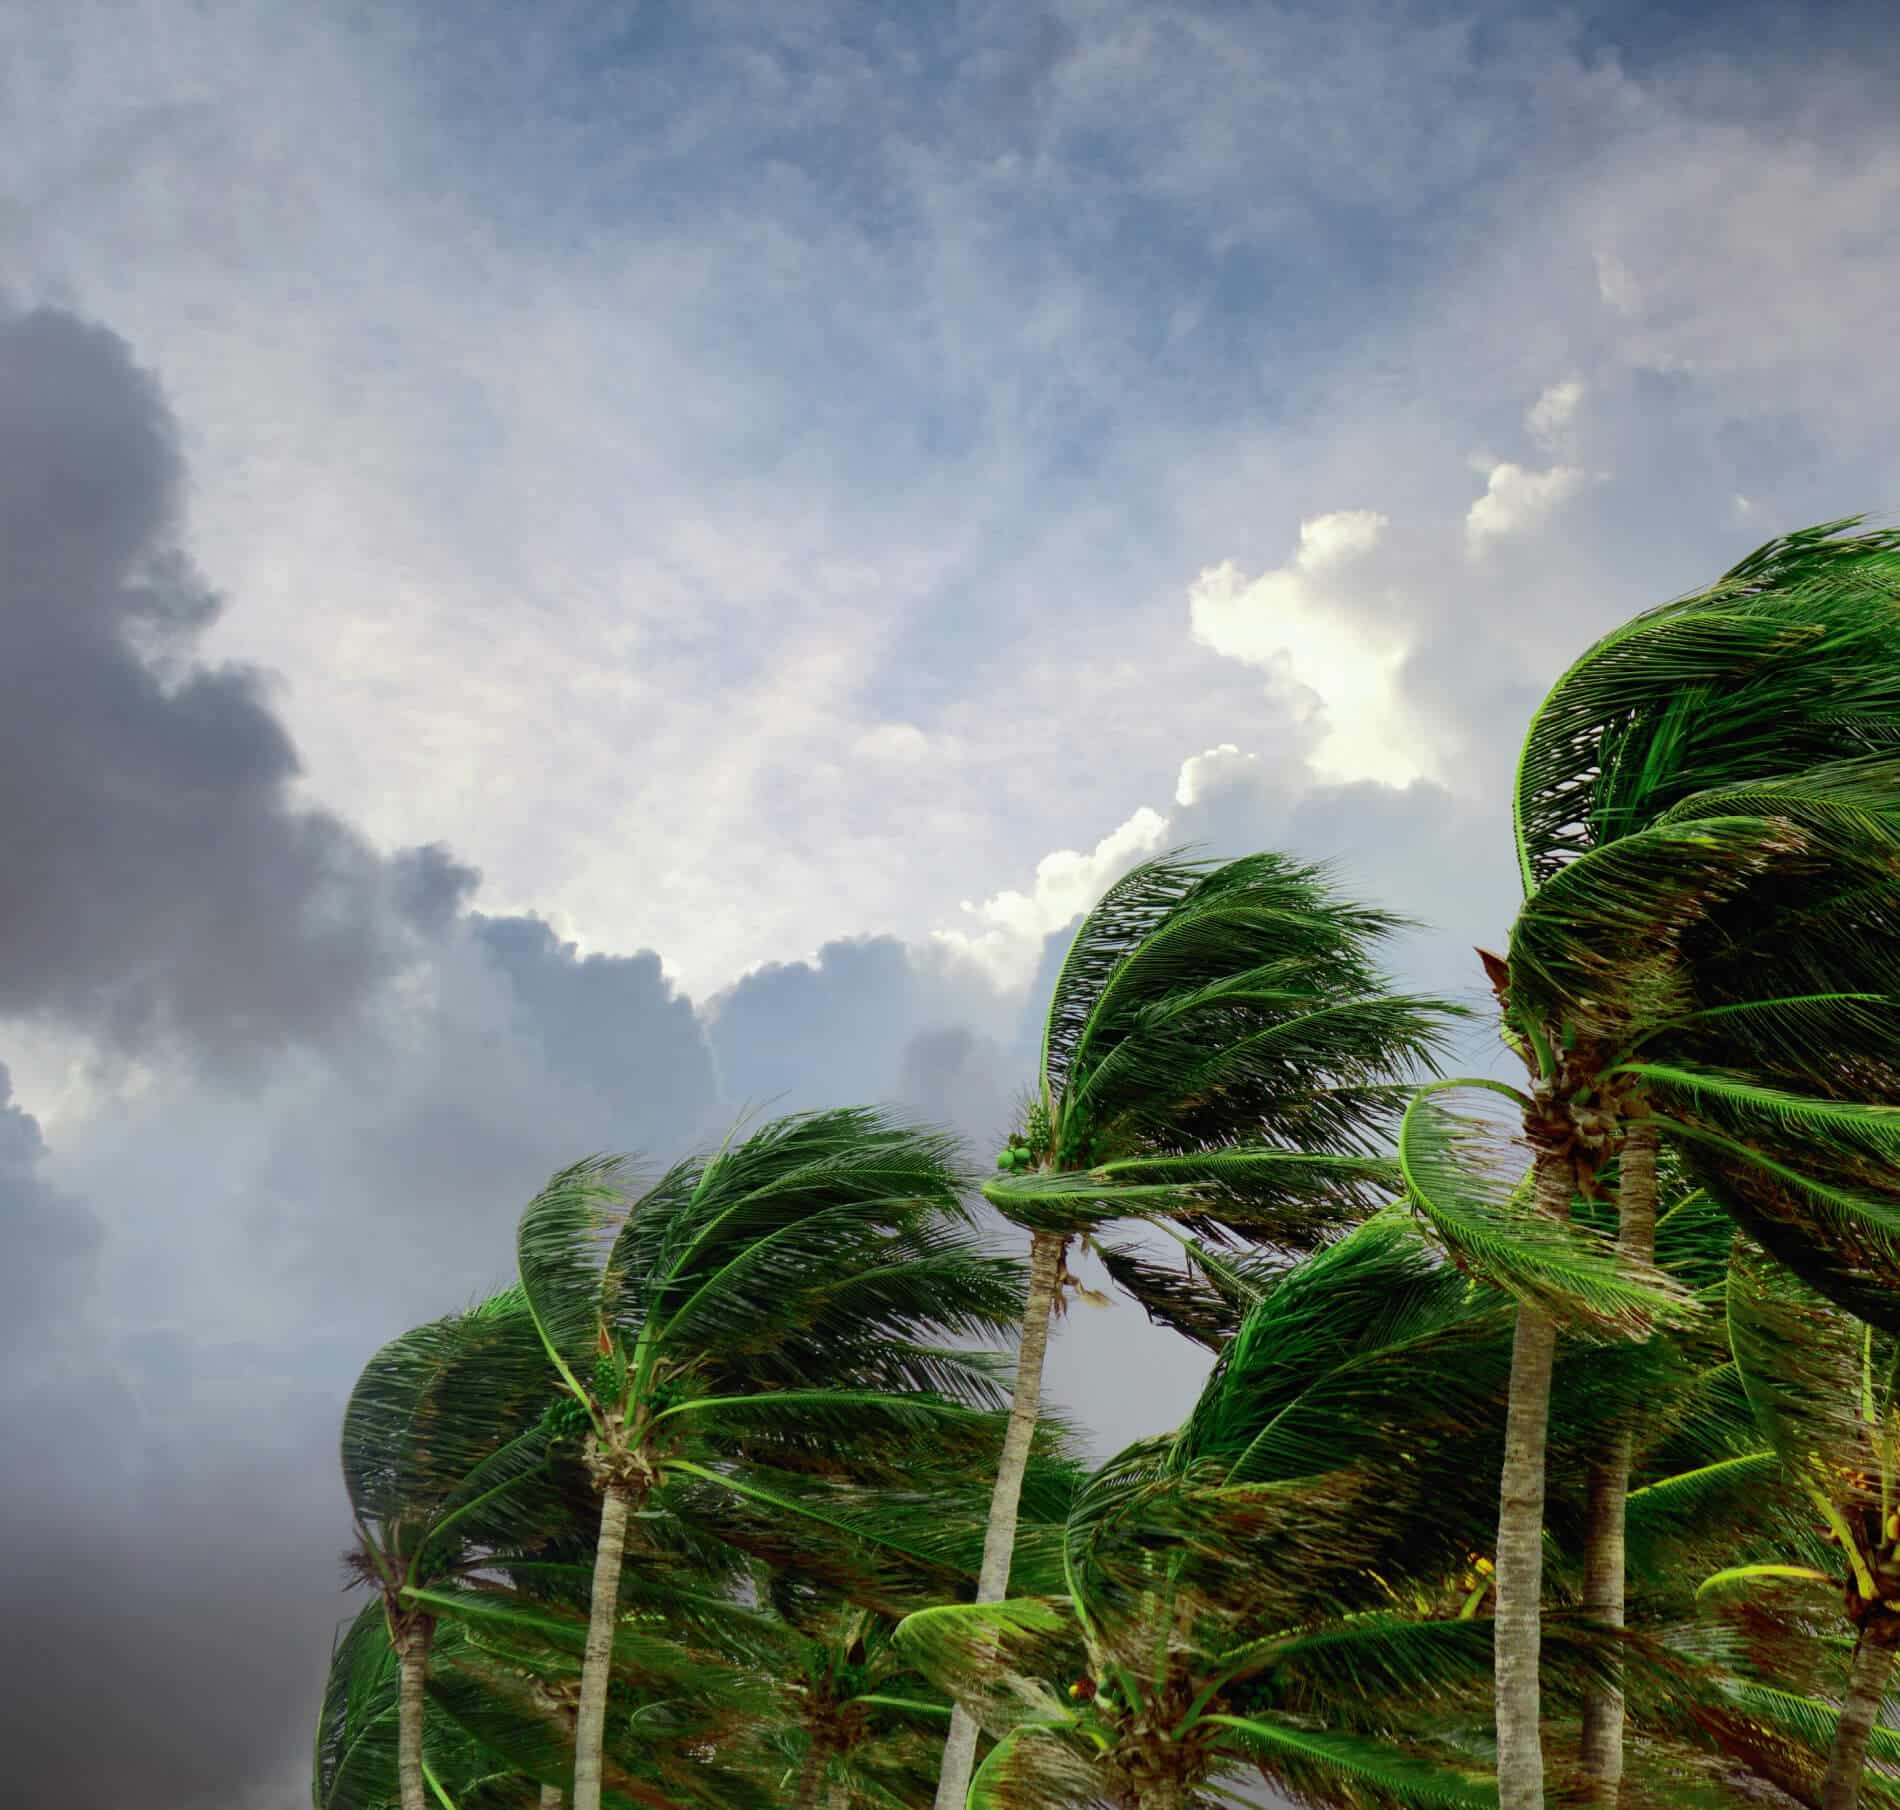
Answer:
[{"left": 3, "top": 1, "right": 1898, "bottom": 1803}]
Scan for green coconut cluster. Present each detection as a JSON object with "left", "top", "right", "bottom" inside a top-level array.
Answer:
[{"left": 994, "top": 1100, "right": 1054, "bottom": 1172}]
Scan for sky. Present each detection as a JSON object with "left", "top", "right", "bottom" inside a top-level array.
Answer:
[{"left": 3, "top": 0, "right": 1899, "bottom": 1803}]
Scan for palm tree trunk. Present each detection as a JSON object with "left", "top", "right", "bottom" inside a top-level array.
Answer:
[
  {"left": 1495, "top": 1145, "right": 1572, "bottom": 1810},
  {"left": 793, "top": 1743, "right": 825, "bottom": 1808},
  {"left": 396, "top": 1616, "right": 433, "bottom": 1810},
  {"left": 1578, "top": 1117, "right": 1659, "bottom": 1805},
  {"left": 826, "top": 1779, "right": 850, "bottom": 1810},
  {"left": 1823, "top": 1630, "right": 1898, "bottom": 1810},
  {"left": 933, "top": 1227, "right": 1065, "bottom": 1810},
  {"left": 573, "top": 1481, "right": 632, "bottom": 1810}
]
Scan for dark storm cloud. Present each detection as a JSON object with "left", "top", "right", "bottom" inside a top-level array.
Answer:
[
  {"left": 470, "top": 911, "right": 719, "bottom": 1136},
  {"left": 0, "top": 304, "right": 738, "bottom": 1808},
  {"left": 0, "top": 304, "right": 445, "bottom": 1076},
  {"left": 0, "top": 1353, "right": 350, "bottom": 1810},
  {"left": 897, "top": 1024, "right": 1020, "bottom": 1157},
  {"left": 707, "top": 933, "right": 935, "bottom": 1112}
]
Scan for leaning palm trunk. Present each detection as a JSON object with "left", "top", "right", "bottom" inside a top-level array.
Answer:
[
  {"left": 573, "top": 1481, "right": 633, "bottom": 1810},
  {"left": 395, "top": 1616, "right": 433, "bottom": 1810},
  {"left": 1577, "top": 1118, "right": 1659, "bottom": 1804},
  {"left": 933, "top": 1228, "right": 1065, "bottom": 1810},
  {"left": 1495, "top": 1148, "right": 1573, "bottom": 1810},
  {"left": 1823, "top": 1632, "right": 1898, "bottom": 1810}
]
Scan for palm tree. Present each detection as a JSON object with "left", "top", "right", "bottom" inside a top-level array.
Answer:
[
  {"left": 1404, "top": 518, "right": 1900, "bottom": 1809},
  {"left": 933, "top": 850, "right": 1461, "bottom": 1807},
  {"left": 316, "top": 1599, "right": 576, "bottom": 1810},
  {"left": 1694, "top": 1251, "right": 1900, "bottom": 1809},
  {"left": 512, "top": 1109, "right": 1030, "bottom": 1810},
  {"left": 341, "top": 1290, "right": 561, "bottom": 1810},
  {"left": 906, "top": 1211, "right": 1577, "bottom": 1809}
]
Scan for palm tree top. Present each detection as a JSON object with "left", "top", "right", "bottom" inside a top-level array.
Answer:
[{"left": 1513, "top": 516, "right": 1900, "bottom": 894}]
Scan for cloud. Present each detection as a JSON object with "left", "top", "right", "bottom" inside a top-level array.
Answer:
[
  {"left": 0, "top": 304, "right": 452, "bottom": 1079},
  {"left": 0, "top": 1063, "right": 99, "bottom": 1362},
  {"left": 1526, "top": 377, "right": 1584, "bottom": 444},
  {"left": 852, "top": 721, "right": 931, "bottom": 762},
  {"left": 1175, "top": 742, "right": 1262, "bottom": 808},
  {"left": 932, "top": 806, "right": 1170, "bottom": 991},
  {"left": 1463, "top": 459, "right": 1594, "bottom": 559},
  {"left": 1186, "top": 511, "right": 1425, "bottom": 789}
]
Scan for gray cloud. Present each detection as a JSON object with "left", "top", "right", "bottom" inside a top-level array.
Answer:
[
  {"left": 0, "top": 1062, "right": 99, "bottom": 1361},
  {"left": 0, "top": 304, "right": 450, "bottom": 1081}
]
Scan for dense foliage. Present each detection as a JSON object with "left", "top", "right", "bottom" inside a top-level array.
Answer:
[{"left": 317, "top": 520, "right": 1900, "bottom": 1810}]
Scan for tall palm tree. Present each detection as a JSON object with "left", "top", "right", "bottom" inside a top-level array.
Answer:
[
  {"left": 933, "top": 850, "right": 1461, "bottom": 1807},
  {"left": 1404, "top": 519, "right": 1900, "bottom": 1809},
  {"left": 513, "top": 1108, "right": 1029, "bottom": 1810},
  {"left": 341, "top": 1290, "right": 560, "bottom": 1810},
  {"left": 907, "top": 1211, "right": 1568, "bottom": 1810}
]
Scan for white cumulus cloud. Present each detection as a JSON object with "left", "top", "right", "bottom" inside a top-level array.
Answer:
[
  {"left": 931, "top": 806, "right": 1171, "bottom": 991},
  {"left": 1464, "top": 460, "right": 1593, "bottom": 558},
  {"left": 1175, "top": 742, "right": 1261, "bottom": 807},
  {"left": 1187, "top": 511, "right": 1423, "bottom": 788}
]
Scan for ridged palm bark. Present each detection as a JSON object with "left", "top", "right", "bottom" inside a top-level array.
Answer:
[
  {"left": 1576, "top": 1119, "right": 1659, "bottom": 1797},
  {"left": 1824, "top": 1636, "right": 1900, "bottom": 1810}
]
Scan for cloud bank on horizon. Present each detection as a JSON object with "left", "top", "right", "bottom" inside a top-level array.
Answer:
[{"left": 3, "top": 0, "right": 1899, "bottom": 1803}]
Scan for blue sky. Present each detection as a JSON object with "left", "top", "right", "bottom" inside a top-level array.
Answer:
[{"left": 3, "top": 1, "right": 1899, "bottom": 1802}]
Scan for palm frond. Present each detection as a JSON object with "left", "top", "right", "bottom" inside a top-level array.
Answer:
[
  {"left": 1203, "top": 1712, "right": 1499, "bottom": 1807},
  {"left": 1514, "top": 520, "right": 1900, "bottom": 888},
  {"left": 1398, "top": 1083, "right": 1693, "bottom": 1334},
  {"left": 515, "top": 1154, "right": 632, "bottom": 1390},
  {"left": 342, "top": 1291, "right": 552, "bottom": 1534}
]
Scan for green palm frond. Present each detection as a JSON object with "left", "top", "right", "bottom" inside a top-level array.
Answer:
[
  {"left": 1695, "top": 1563, "right": 1837, "bottom": 1600},
  {"left": 1725, "top": 1251, "right": 1870, "bottom": 1487},
  {"left": 1018, "top": 849, "right": 1459, "bottom": 1251},
  {"left": 1038, "top": 849, "right": 1219, "bottom": 1104},
  {"left": 1398, "top": 1082, "right": 1692, "bottom": 1333},
  {"left": 965, "top": 1720, "right": 1098, "bottom": 1810},
  {"left": 342, "top": 1294, "right": 543, "bottom": 1528},
  {"left": 1709, "top": 1679, "right": 1900, "bottom": 1768},
  {"left": 892, "top": 1597, "right": 1082, "bottom": 1716},
  {"left": 514, "top": 1154, "right": 633, "bottom": 1396},
  {"left": 1174, "top": 1209, "right": 1511, "bottom": 1483},
  {"left": 981, "top": 1149, "right": 1399, "bottom": 1240},
  {"left": 1625, "top": 1452, "right": 1781, "bottom": 1541},
  {"left": 315, "top": 1603, "right": 403, "bottom": 1810},
  {"left": 1507, "top": 816, "right": 1812, "bottom": 1033},
  {"left": 1514, "top": 519, "right": 1900, "bottom": 889},
  {"left": 1202, "top": 1713, "right": 1498, "bottom": 1808}
]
